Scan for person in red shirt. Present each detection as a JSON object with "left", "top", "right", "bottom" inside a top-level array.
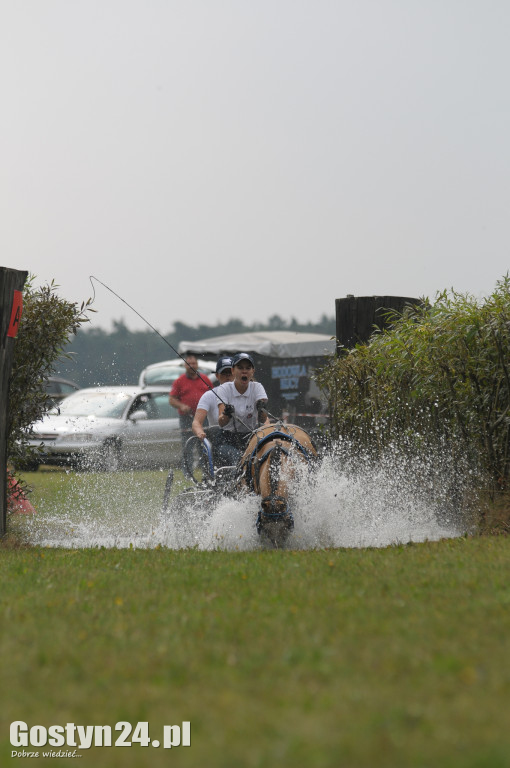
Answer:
[{"left": 169, "top": 354, "right": 212, "bottom": 476}]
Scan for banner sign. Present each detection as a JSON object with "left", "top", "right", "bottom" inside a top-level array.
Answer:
[
  {"left": 7, "top": 290, "right": 23, "bottom": 338},
  {"left": 271, "top": 363, "right": 308, "bottom": 401}
]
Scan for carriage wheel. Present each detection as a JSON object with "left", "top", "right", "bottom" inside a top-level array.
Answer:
[
  {"left": 183, "top": 436, "right": 215, "bottom": 486},
  {"left": 161, "top": 469, "right": 174, "bottom": 513}
]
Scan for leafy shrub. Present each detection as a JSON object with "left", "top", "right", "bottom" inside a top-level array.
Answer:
[
  {"left": 7, "top": 279, "right": 92, "bottom": 472},
  {"left": 316, "top": 276, "right": 510, "bottom": 493}
]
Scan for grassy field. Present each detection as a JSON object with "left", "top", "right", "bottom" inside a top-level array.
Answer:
[{"left": 2, "top": 472, "right": 510, "bottom": 766}]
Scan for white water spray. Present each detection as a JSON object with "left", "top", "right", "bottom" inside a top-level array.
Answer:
[{"left": 19, "top": 439, "right": 475, "bottom": 550}]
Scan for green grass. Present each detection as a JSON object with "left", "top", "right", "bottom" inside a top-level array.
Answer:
[{"left": 3, "top": 473, "right": 510, "bottom": 766}]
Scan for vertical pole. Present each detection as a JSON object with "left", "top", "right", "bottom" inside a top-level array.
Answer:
[
  {"left": 0, "top": 267, "right": 28, "bottom": 537},
  {"left": 335, "top": 295, "right": 421, "bottom": 353}
]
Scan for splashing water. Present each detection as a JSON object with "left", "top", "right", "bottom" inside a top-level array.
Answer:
[{"left": 19, "top": 442, "right": 475, "bottom": 550}]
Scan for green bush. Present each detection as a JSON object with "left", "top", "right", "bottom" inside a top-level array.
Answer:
[
  {"left": 316, "top": 275, "right": 510, "bottom": 492},
  {"left": 7, "top": 279, "right": 92, "bottom": 472}
]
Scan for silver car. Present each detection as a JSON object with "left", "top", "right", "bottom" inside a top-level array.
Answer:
[
  {"left": 138, "top": 358, "right": 217, "bottom": 387},
  {"left": 26, "top": 386, "right": 181, "bottom": 471},
  {"left": 44, "top": 376, "right": 80, "bottom": 404}
]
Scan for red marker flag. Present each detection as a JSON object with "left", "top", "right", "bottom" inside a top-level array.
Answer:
[{"left": 7, "top": 290, "right": 23, "bottom": 338}]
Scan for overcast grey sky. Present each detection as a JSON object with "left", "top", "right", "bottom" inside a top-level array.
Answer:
[{"left": 2, "top": 1, "right": 509, "bottom": 332}]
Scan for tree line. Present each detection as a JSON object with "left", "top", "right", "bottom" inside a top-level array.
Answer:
[{"left": 54, "top": 314, "right": 336, "bottom": 387}]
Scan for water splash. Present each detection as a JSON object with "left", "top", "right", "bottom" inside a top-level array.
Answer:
[{"left": 20, "top": 442, "right": 475, "bottom": 550}]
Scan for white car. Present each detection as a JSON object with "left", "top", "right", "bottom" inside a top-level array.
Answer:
[
  {"left": 138, "top": 358, "right": 216, "bottom": 387},
  {"left": 26, "top": 386, "right": 182, "bottom": 471},
  {"left": 44, "top": 376, "right": 80, "bottom": 404}
]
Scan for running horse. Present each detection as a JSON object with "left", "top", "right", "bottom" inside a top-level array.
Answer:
[{"left": 238, "top": 423, "right": 317, "bottom": 545}]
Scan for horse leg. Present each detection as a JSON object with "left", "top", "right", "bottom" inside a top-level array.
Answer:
[{"left": 257, "top": 444, "right": 294, "bottom": 543}]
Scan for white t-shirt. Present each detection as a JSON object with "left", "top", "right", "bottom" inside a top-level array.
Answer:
[
  {"left": 215, "top": 381, "right": 268, "bottom": 434},
  {"left": 195, "top": 388, "right": 222, "bottom": 426}
]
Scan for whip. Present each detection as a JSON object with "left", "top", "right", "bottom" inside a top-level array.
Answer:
[
  {"left": 88, "top": 276, "right": 270, "bottom": 430},
  {"left": 89, "top": 276, "right": 216, "bottom": 392}
]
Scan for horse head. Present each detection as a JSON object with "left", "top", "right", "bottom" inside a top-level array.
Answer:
[{"left": 239, "top": 423, "right": 317, "bottom": 542}]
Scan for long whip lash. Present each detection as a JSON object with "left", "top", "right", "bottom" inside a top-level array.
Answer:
[
  {"left": 90, "top": 276, "right": 281, "bottom": 436},
  {"left": 89, "top": 275, "right": 220, "bottom": 396},
  {"left": 88, "top": 277, "right": 267, "bottom": 431}
]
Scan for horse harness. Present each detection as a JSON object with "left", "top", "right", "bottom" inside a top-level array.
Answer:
[{"left": 240, "top": 430, "right": 315, "bottom": 511}]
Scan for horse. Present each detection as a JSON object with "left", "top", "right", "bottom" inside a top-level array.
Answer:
[
  {"left": 162, "top": 422, "right": 318, "bottom": 547},
  {"left": 238, "top": 423, "right": 317, "bottom": 546}
]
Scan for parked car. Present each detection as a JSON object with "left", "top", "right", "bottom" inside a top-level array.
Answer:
[
  {"left": 26, "top": 386, "right": 181, "bottom": 471},
  {"left": 44, "top": 376, "right": 80, "bottom": 403},
  {"left": 139, "top": 358, "right": 217, "bottom": 387}
]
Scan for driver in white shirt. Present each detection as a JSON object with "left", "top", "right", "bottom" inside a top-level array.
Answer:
[{"left": 215, "top": 352, "right": 269, "bottom": 465}]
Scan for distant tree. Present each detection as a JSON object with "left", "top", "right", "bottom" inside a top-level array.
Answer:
[
  {"left": 267, "top": 314, "right": 285, "bottom": 329},
  {"left": 55, "top": 313, "right": 336, "bottom": 387}
]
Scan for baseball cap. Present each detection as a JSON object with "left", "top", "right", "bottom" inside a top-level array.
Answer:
[
  {"left": 232, "top": 352, "right": 255, "bottom": 368},
  {"left": 216, "top": 356, "right": 233, "bottom": 374}
]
